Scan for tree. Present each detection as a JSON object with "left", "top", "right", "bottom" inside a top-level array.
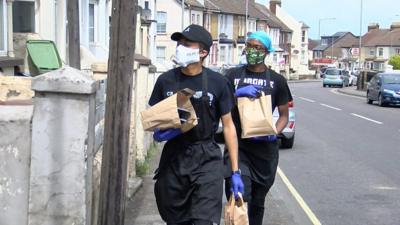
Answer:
[{"left": 388, "top": 55, "right": 400, "bottom": 70}]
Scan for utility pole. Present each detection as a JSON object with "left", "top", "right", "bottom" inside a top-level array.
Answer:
[
  {"left": 245, "top": 0, "right": 248, "bottom": 36},
  {"left": 358, "top": 0, "right": 363, "bottom": 70},
  {"left": 67, "top": 0, "right": 81, "bottom": 69},
  {"left": 182, "top": 0, "right": 185, "bottom": 30},
  {"left": 98, "top": 0, "right": 137, "bottom": 224}
]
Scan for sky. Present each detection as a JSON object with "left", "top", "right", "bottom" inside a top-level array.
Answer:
[{"left": 255, "top": 0, "right": 400, "bottom": 39}]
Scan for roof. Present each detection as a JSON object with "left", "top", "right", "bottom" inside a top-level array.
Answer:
[
  {"left": 308, "top": 39, "right": 319, "bottom": 50},
  {"left": 176, "top": 0, "right": 204, "bottom": 8},
  {"left": 254, "top": 3, "right": 292, "bottom": 32},
  {"left": 362, "top": 28, "right": 400, "bottom": 47},
  {"left": 206, "top": 0, "right": 265, "bottom": 19},
  {"left": 204, "top": 0, "right": 220, "bottom": 11},
  {"left": 301, "top": 22, "right": 310, "bottom": 29},
  {"left": 314, "top": 32, "right": 355, "bottom": 51}
]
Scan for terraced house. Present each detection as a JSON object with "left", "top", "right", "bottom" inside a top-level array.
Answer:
[{"left": 155, "top": 0, "right": 295, "bottom": 78}]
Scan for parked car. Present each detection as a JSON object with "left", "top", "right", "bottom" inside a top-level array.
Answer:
[
  {"left": 366, "top": 73, "right": 400, "bottom": 106},
  {"left": 322, "top": 68, "right": 350, "bottom": 88},
  {"left": 273, "top": 99, "right": 295, "bottom": 149}
]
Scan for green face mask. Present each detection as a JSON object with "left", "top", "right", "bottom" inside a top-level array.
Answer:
[{"left": 245, "top": 48, "right": 266, "bottom": 65}]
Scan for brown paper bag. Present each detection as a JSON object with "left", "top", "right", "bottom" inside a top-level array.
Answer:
[
  {"left": 140, "top": 88, "right": 198, "bottom": 133},
  {"left": 237, "top": 93, "right": 277, "bottom": 138},
  {"left": 224, "top": 194, "right": 249, "bottom": 225}
]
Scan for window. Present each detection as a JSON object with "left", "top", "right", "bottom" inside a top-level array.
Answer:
[
  {"left": 302, "top": 30, "right": 306, "bottom": 43},
  {"left": 273, "top": 54, "right": 277, "bottom": 63},
  {"left": 369, "top": 48, "right": 375, "bottom": 56},
  {"left": 378, "top": 47, "right": 383, "bottom": 57},
  {"left": 220, "top": 46, "right": 226, "bottom": 62},
  {"left": 157, "top": 11, "right": 167, "bottom": 33},
  {"left": 156, "top": 46, "right": 166, "bottom": 64},
  {"left": 13, "top": 1, "right": 35, "bottom": 32},
  {"left": 197, "top": 15, "right": 200, "bottom": 25},
  {"left": 144, "top": 1, "right": 149, "bottom": 9},
  {"left": 321, "top": 39, "right": 328, "bottom": 46},
  {"left": 89, "top": 4, "right": 95, "bottom": 43},
  {"left": 0, "top": 0, "right": 6, "bottom": 54},
  {"left": 301, "top": 50, "right": 306, "bottom": 62},
  {"left": 396, "top": 48, "right": 400, "bottom": 55},
  {"left": 192, "top": 14, "right": 195, "bottom": 24}
]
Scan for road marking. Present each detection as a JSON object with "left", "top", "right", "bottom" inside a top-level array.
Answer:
[
  {"left": 373, "top": 186, "right": 398, "bottom": 190},
  {"left": 351, "top": 113, "right": 383, "bottom": 124},
  {"left": 277, "top": 167, "right": 322, "bottom": 225},
  {"left": 330, "top": 89, "right": 364, "bottom": 100},
  {"left": 320, "top": 103, "right": 342, "bottom": 111},
  {"left": 299, "top": 97, "right": 316, "bottom": 103}
]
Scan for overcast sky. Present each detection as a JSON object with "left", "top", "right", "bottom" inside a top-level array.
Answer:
[{"left": 255, "top": 0, "right": 400, "bottom": 39}]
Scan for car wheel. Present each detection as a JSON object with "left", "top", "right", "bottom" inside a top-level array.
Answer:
[
  {"left": 323, "top": 84, "right": 326, "bottom": 88},
  {"left": 366, "top": 92, "right": 373, "bottom": 104},
  {"left": 280, "top": 135, "right": 295, "bottom": 149},
  {"left": 378, "top": 93, "right": 386, "bottom": 107}
]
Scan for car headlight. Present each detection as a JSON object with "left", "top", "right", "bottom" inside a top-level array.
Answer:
[{"left": 383, "top": 89, "right": 395, "bottom": 94}]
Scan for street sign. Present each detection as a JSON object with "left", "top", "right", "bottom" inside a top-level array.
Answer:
[{"left": 350, "top": 48, "right": 359, "bottom": 56}]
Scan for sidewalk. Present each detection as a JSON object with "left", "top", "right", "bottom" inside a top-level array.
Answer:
[
  {"left": 125, "top": 145, "right": 312, "bottom": 225},
  {"left": 337, "top": 86, "right": 367, "bottom": 98}
]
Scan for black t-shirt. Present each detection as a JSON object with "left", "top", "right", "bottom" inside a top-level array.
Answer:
[
  {"left": 225, "top": 66, "right": 289, "bottom": 158},
  {"left": 149, "top": 67, "right": 235, "bottom": 140}
]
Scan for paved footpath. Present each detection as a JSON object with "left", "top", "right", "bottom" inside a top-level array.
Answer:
[{"left": 125, "top": 145, "right": 313, "bottom": 225}]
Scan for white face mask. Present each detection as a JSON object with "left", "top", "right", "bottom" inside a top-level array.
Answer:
[{"left": 174, "top": 45, "right": 200, "bottom": 67}]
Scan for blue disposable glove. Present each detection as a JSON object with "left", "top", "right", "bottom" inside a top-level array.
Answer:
[
  {"left": 235, "top": 85, "right": 263, "bottom": 98},
  {"left": 153, "top": 128, "right": 181, "bottom": 142},
  {"left": 231, "top": 172, "right": 245, "bottom": 200},
  {"left": 251, "top": 135, "right": 277, "bottom": 142}
]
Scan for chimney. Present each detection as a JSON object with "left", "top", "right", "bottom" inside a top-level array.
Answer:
[
  {"left": 390, "top": 22, "right": 400, "bottom": 30},
  {"left": 270, "top": 0, "right": 281, "bottom": 15},
  {"left": 368, "top": 23, "right": 379, "bottom": 32}
]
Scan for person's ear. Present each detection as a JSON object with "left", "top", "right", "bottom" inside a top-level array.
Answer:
[{"left": 199, "top": 49, "right": 208, "bottom": 58}]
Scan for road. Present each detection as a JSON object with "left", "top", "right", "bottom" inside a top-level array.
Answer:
[{"left": 278, "top": 82, "right": 400, "bottom": 225}]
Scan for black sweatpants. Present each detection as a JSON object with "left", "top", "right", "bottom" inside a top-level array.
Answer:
[{"left": 225, "top": 176, "right": 270, "bottom": 225}]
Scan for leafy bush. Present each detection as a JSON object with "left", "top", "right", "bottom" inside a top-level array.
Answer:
[{"left": 388, "top": 55, "right": 400, "bottom": 70}]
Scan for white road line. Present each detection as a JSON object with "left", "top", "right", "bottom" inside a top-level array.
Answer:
[
  {"left": 351, "top": 113, "right": 383, "bottom": 124},
  {"left": 330, "top": 89, "right": 364, "bottom": 99},
  {"left": 299, "top": 97, "right": 316, "bottom": 103},
  {"left": 278, "top": 167, "right": 322, "bottom": 225},
  {"left": 320, "top": 103, "right": 342, "bottom": 111}
]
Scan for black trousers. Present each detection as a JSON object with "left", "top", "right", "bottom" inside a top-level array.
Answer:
[
  {"left": 225, "top": 176, "right": 270, "bottom": 225},
  {"left": 167, "top": 219, "right": 213, "bottom": 225}
]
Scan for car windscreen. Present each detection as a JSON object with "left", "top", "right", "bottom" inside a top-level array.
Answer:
[
  {"left": 382, "top": 75, "right": 400, "bottom": 84},
  {"left": 326, "top": 69, "right": 340, "bottom": 75}
]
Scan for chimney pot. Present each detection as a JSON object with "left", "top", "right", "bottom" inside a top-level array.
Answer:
[
  {"left": 367, "top": 23, "right": 379, "bottom": 32},
  {"left": 269, "top": 0, "right": 282, "bottom": 15}
]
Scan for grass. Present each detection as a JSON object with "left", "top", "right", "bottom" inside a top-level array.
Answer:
[{"left": 135, "top": 142, "right": 158, "bottom": 177}]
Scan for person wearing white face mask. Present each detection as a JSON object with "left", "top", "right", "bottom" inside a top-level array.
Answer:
[{"left": 148, "top": 24, "right": 243, "bottom": 225}]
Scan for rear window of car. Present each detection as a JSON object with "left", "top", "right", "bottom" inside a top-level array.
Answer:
[{"left": 326, "top": 69, "right": 340, "bottom": 75}]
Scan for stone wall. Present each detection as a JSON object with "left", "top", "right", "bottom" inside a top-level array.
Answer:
[{"left": 0, "top": 105, "right": 33, "bottom": 225}]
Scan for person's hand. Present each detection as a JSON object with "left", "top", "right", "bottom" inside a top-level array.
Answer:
[
  {"left": 235, "top": 85, "right": 262, "bottom": 98},
  {"left": 153, "top": 128, "right": 181, "bottom": 142},
  {"left": 251, "top": 135, "right": 277, "bottom": 142},
  {"left": 231, "top": 171, "right": 244, "bottom": 200}
]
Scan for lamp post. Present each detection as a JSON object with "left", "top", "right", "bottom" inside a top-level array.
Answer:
[
  {"left": 181, "top": 0, "right": 185, "bottom": 30},
  {"left": 358, "top": 0, "right": 363, "bottom": 70},
  {"left": 318, "top": 17, "right": 336, "bottom": 40},
  {"left": 245, "top": 0, "right": 248, "bottom": 36},
  {"left": 318, "top": 17, "right": 335, "bottom": 59}
]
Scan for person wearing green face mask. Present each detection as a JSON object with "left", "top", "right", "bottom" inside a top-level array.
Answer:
[{"left": 223, "top": 31, "right": 291, "bottom": 225}]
